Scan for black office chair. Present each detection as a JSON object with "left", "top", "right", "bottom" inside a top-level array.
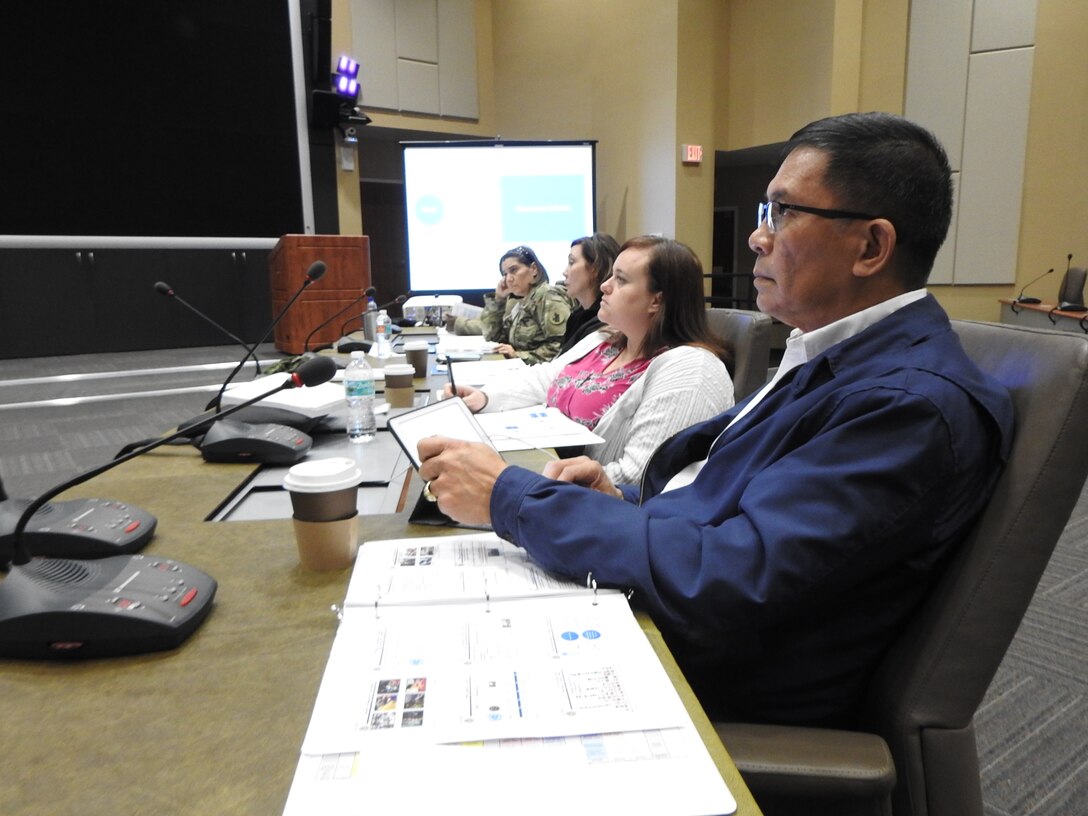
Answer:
[
  {"left": 714, "top": 320, "right": 1088, "bottom": 816},
  {"left": 705, "top": 307, "right": 774, "bottom": 400},
  {"left": 1056, "top": 266, "right": 1087, "bottom": 312}
]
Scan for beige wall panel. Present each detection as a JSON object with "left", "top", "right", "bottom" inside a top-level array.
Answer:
[
  {"left": 830, "top": 0, "right": 863, "bottom": 113},
  {"left": 395, "top": 0, "right": 439, "bottom": 62},
  {"left": 928, "top": 172, "right": 960, "bottom": 285},
  {"left": 438, "top": 0, "right": 478, "bottom": 118},
  {"left": 491, "top": 1, "right": 680, "bottom": 241},
  {"left": 904, "top": 0, "right": 972, "bottom": 169},
  {"left": 353, "top": 0, "right": 400, "bottom": 110},
  {"left": 1013, "top": 0, "right": 1088, "bottom": 293},
  {"left": 972, "top": 0, "right": 1038, "bottom": 52},
  {"left": 675, "top": 0, "right": 721, "bottom": 264},
  {"left": 857, "top": 0, "right": 909, "bottom": 113},
  {"left": 953, "top": 48, "right": 1034, "bottom": 285},
  {"left": 397, "top": 59, "right": 441, "bottom": 114},
  {"left": 725, "top": 0, "right": 836, "bottom": 149}
]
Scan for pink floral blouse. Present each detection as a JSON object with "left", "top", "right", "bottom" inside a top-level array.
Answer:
[{"left": 546, "top": 342, "right": 655, "bottom": 430}]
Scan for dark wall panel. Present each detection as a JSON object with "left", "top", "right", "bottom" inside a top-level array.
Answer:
[{"left": 2, "top": 1, "right": 305, "bottom": 239}]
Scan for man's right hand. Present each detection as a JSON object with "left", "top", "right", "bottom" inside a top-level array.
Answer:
[{"left": 542, "top": 457, "right": 623, "bottom": 499}]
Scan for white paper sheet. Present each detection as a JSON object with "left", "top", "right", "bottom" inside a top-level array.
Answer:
[
  {"left": 284, "top": 725, "right": 736, "bottom": 816},
  {"left": 301, "top": 595, "right": 688, "bottom": 752},
  {"left": 476, "top": 405, "right": 605, "bottom": 451},
  {"left": 345, "top": 533, "right": 611, "bottom": 608}
]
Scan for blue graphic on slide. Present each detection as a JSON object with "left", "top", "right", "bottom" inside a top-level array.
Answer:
[
  {"left": 502, "top": 176, "right": 585, "bottom": 241},
  {"left": 415, "top": 194, "right": 444, "bottom": 225},
  {"left": 582, "top": 629, "right": 601, "bottom": 640},
  {"left": 560, "top": 631, "right": 579, "bottom": 641}
]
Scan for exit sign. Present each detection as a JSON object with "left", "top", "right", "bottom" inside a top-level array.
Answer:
[{"left": 681, "top": 143, "right": 703, "bottom": 164}]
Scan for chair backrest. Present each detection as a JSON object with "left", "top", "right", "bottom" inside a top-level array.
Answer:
[
  {"left": 1057, "top": 266, "right": 1087, "bottom": 309},
  {"left": 865, "top": 320, "right": 1088, "bottom": 816},
  {"left": 705, "top": 307, "right": 774, "bottom": 400}
]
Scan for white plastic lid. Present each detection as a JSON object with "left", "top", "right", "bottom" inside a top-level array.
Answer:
[
  {"left": 403, "top": 340, "right": 429, "bottom": 351},
  {"left": 283, "top": 457, "right": 363, "bottom": 493},
  {"left": 384, "top": 363, "right": 416, "bottom": 376}
]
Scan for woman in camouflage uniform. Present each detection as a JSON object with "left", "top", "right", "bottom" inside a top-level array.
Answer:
[{"left": 479, "top": 246, "right": 574, "bottom": 364}]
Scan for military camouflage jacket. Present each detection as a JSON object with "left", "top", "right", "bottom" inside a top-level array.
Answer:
[{"left": 479, "top": 282, "right": 574, "bottom": 364}]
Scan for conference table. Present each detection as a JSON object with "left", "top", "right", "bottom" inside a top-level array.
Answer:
[{"left": 3, "top": 364, "right": 762, "bottom": 816}]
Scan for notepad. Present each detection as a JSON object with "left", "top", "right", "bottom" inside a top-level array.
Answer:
[{"left": 285, "top": 531, "right": 738, "bottom": 816}]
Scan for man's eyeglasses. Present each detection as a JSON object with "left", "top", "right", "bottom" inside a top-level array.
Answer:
[{"left": 757, "top": 200, "right": 881, "bottom": 233}]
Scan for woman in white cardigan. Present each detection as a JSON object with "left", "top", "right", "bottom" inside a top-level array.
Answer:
[{"left": 448, "top": 236, "right": 735, "bottom": 485}]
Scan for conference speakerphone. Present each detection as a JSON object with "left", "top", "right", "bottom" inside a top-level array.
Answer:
[
  {"left": 0, "top": 497, "right": 157, "bottom": 559},
  {"left": 199, "top": 419, "right": 313, "bottom": 465},
  {"left": 0, "top": 554, "right": 217, "bottom": 659}
]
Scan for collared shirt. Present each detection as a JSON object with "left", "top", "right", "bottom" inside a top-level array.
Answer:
[{"left": 662, "top": 289, "right": 928, "bottom": 492}]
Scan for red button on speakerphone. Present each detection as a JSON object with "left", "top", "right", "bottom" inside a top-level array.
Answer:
[
  {"left": 179, "top": 588, "right": 199, "bottom": 607},
  {"left": 125, "top": 521, "right": 141, "bottom": 533}
]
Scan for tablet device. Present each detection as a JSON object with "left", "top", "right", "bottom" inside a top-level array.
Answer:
[{"left": 386, "top": 397, "right": 497, "bottom": 468}]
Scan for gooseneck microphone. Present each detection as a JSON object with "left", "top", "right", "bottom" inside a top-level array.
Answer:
[
  {"left": 154, "top": 281, "right": 258, "bottom": 372},
  {"left": 210, "top": 260, "right": 327, "bottom": 410},
  {"left": 380, "top": 293, "right": 408, "bottom": 310},
  {"left": 5, "top": 355, "right": 336, "bottom": 569},
  {"left": 1014, "top": 268, "right": 1054, "bottom": 305},
  {"left": 0, "top": 355, "right": 336, "bottom": 659},
  {"left": 302, "top": 285, "right": 377, "bottom": 353}
]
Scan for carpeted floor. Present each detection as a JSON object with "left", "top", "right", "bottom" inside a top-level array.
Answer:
[{"left": 1, "top": 345, "right": 1085, "bottom": 814}]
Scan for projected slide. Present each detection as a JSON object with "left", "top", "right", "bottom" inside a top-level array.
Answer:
[{"left": 403, "top": 142, "right": 596, "bottom": 293}]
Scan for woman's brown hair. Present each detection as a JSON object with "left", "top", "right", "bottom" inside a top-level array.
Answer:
[{"left": 610, "top": 235, "right": 732, "bottom": 371}]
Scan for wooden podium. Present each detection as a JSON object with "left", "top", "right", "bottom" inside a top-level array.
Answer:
[{"left": 268, "top": 234, "right": 371, "bottom": 354}]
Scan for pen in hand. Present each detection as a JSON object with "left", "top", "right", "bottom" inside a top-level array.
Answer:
[{"left": 447, "top": 359, "right": 457, "bottom": 398}]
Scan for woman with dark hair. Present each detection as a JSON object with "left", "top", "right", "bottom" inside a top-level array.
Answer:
[
  {"left": 558, "top": 233, "right": 621, "bottom": 355},
  {"left": 477, "top": 245, "right": 574, "bottom": 364},
  {"left": 447, "top": 236, "right": 734, "bottom": 484}
]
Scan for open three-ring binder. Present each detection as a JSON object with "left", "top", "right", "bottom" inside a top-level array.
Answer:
[{"left": 284, "top": 532, "right": 737, "bottom": 816}]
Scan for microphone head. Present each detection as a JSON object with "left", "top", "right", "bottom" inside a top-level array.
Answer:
[
  {"left": 154, "top": 281, "right": 174, "bottom": 296},
  {"left": 365, "top": 286, "right": 377, "bottom": 297},
  {"left": 290, "top": 355, "right": 337, "bottom": 387},
  {"left": 394, "top": 294, "right": 408, "bottom": 305},
  {"left": 306, "top": 261, "right": 328, "bottom": 282}
]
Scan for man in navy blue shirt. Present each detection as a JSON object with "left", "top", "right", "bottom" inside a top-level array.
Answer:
[{"left": 419, "top": 112, "right": 1014, "bottom": 727}]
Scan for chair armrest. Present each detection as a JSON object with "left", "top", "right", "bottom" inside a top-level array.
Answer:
[{"left": 715, "top": 722, "right": 896, "bottom": 799}]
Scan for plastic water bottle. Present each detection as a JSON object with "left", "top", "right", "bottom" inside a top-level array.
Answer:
[
  {"left": 343, "top": 351, "right": 376, "bottom": 443},
  {"left": 375, "top": 309, "right": 392, "bottom": 358}
]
